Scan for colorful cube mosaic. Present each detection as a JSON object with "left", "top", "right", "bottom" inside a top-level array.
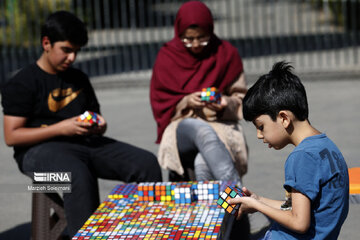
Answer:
[
  {"left": 192, "top": 181, "right": 220, "bottom": 201},
  {"left": 217, "top": 185, "right": 247, "bottom": 215},
  {"left": 155, "top": 182, "right": 174, "bottom": 202},
  {"left": 201, "top": 87, "right": 221, "bottom": 103},
  {"left": 77, "top": 110, "right": 101, "bottom": 126},
  {"left": 138, "top": 181, "right": 220, "bottom": 204},
  {"left": 73, "top": 199, "right": 224, "bottom": 240},
  {"left": 174, "top": 183, "right": 194, "bottom": 204},
  {"left": 108, "top": 183, "right": 138, "bottom": 199},
  {"left": 137, "top": 182, "right": 155, "bottom": 201},
  {"left": 72, "top": 181, "right": 233, "bottom": 240}
]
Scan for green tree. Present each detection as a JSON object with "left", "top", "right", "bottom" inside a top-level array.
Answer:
[{"left": 0, "top": 0, "right": 71, "bottom": 48}]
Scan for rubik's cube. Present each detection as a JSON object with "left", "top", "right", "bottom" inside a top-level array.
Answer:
[
  {"left": 174, "top": 183, "right": 194, "bottom": 204},
  {"left": 217, "top": 186, "right": 246, "bottom": 215},
  {"left": 137, "top": 182, "right": 155, "bottom": 201},
  {"left": 77, "top": 111, "right": 101, "bottom": 126},
  {"left": 137, "top": 181, "right": 222, "bottom": 204},
  {"left": 201, "top": 87, "right": 221, "bottom": 103},
  {"left": 155, "top": 182, "right": 174, "bottom": 202},
  {"left": 192, "top": 181, "right": 220, "bottom": 201},
  {"left": 108, "top": 183, "right": 138, "bottom": 199}
]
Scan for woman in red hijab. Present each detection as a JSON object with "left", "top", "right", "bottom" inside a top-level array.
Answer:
[{"left": 150, "top": 1, "right": 248, "bottom": 182}]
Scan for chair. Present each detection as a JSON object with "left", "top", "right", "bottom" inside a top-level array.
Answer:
[
  {"left": 349, "top": 167, "right": 360, "bottom": 204},
  {"left": 31, "top": 192, "right": 67, "bottom": 240}
]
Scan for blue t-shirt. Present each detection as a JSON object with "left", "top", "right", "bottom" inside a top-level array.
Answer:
[{"left": 270, "top": 133, "right": 349, "bottom": 240}]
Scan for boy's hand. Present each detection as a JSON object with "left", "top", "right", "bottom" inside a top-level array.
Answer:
[
  {"left": 228, "top": 187, "right": 260, "bottom": 220},
  {"left": 57, "top": 116, "right": 91, "bottom": 136},
  {"left": 87, "top": 114, "right": 107, "bottom": 135}
]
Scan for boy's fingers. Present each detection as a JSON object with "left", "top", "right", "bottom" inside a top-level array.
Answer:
[
  {"left": 228, "top": 198, "right": 241, "bottom": 205},
  {"left": 242, "top": 187, "right": 252, "bottom": 196},
  {"left": 79, "top": 122, "right": 92, "bottom": 128}
]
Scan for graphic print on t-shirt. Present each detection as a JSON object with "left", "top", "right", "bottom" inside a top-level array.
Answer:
[
  {"left": 319, "top": 148, "right": 347, "bottom": 189},
  {"left": 48, "top": 87, "right": 82, "bottom": 112}
]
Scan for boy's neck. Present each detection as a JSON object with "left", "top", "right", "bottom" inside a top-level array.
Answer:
[
  {"left": 291, "top": 120, "right": 321, "bottom": 146},
  {"left": 36, "top": 53, "right": 58, "bottom": 75}
]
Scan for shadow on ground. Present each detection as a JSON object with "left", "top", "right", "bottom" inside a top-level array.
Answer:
[
  {"left": 0, "top": 222, "right": 31, "bottom": 240},
  {"left": 0, "top": 222, "right": 71, "bottom": 240}
]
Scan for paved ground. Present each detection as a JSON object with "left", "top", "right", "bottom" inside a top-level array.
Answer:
[{"left": 0, "top": 75, "right": 359, "bottom": 239}]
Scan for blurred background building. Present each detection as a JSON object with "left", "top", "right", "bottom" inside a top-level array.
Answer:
[
  {"left": 1, "top": 0, "right": 360, "bottom": 86},
  {"left": 0, "top": 1, "right": 359, "bottom": 239}
]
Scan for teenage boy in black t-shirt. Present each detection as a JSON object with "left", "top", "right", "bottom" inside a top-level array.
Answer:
[{"left": 1, "top": 11, "right": 162, "bottom": 237}]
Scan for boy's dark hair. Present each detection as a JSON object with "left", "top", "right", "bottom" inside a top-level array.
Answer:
[
  {"left": 41, "top": 10, "right": 88, "bottom": 47},
  {"left": 243, "top": 61, "right": 308, "bottom": 122}
]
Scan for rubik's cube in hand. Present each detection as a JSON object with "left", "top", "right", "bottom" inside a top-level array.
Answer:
[
  {"left": 77, "top": 111, "right": 101, "bottom": 126},
  {"left": 217, "top": 185, "right": 246, "bottom": 215},
  {"left": 201, "top": 87, "right": 221, "bottom": 103}
]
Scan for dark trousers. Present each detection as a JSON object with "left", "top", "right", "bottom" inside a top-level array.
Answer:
[{"left": 21, "top": 136, "right": 162, "bottom": 237}]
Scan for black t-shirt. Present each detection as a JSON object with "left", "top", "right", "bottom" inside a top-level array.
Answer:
[{"left": 1, "top": 63, "right": 100, "bottom": 164}]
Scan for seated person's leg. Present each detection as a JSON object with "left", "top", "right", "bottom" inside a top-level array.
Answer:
[
  {"left": 194, "top": 153, "right": 214, "bottom": 181},
  {"left": 177, "top": 118, "right": 240, "bottom": 181},
  {"left": 169, "top": 138, "right": 197, "bottom": 181},
  {"left": 22, "top": 141, "right": 100, "bottom": 237},
  {"left": 88, "top": 136, "right": 162, "bottom": 182}
]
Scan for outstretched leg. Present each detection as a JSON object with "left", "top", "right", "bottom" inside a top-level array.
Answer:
[{"left": 177, "top": 118, "right": 241, "bottom": 181}]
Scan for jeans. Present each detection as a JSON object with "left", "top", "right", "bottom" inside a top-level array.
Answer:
[
  {"left": 176, "top": 118, "right": 241, "bottom": 182},
  {"left": 21, "top": 136, "right": 162, "bottom": 237}
]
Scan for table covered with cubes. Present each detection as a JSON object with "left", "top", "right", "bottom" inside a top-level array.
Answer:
[{"left": 72, "top": 181, "right": 242, "bottom": 239}]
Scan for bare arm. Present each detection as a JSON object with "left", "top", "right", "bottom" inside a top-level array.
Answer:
[
  {"left": 3, "top": 114, "right": 106, "bottom": 147},
  {"left": 229, "top": 188, "right": 311, "bottom": 234},
  {"left": 257, "top": 196, "right": 285, "bottom": 209}
]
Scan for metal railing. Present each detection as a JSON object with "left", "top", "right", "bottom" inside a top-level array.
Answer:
[{"left": 1, "top": 0, "right": 360, "bottom": 86}]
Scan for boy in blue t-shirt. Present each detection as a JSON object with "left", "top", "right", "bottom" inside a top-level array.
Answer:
[{"left": 229, "top": 62, "right": 349, "bottom": 239}]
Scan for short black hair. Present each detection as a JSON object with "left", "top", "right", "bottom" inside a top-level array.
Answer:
[
  {"left": 243, "top": 61, "right": 308, "bottom": 122},
  {"left": 41, "top": 10, "right": 88, "bottom": 47}
]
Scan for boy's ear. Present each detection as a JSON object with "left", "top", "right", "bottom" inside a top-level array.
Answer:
[
  {"left": 42, "top": 36, "right": 51, "bottom": 51},
  {"left": 278, "top": 110, "right": 291, "bottom": 129}
]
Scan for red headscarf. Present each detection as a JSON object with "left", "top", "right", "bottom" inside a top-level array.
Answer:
[{"left": 150, "top": 1, "right": 243, "bottom": 143}]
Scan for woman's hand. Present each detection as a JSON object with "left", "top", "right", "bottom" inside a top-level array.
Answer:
[
  {"left": 205, "top": 95, "right": 228, "bottom": 112},
  {"left": 185, "top": 92, "right": 206, "bottom": 109}
]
